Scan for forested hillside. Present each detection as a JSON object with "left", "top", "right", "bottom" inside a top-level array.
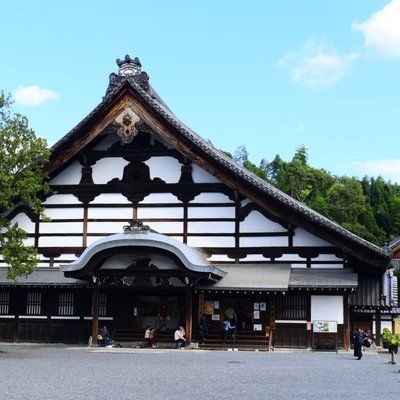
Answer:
[{"left": 230, "top": 145, "right": 400, "bottom": 247}]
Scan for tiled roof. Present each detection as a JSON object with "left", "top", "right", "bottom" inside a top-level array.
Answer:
[
  {"left": 289, "top": 268, "right": 358, "bottom": 289},
  {"left": 0, "top": 268, "right": 89, "bottom": 287}
]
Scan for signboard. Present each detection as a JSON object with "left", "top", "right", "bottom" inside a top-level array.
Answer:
[{"left": 312, "top": 320, "right": 337, "bottom": 333}]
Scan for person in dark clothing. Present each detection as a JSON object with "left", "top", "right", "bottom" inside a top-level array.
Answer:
[
  {"left": 353, "top": 328, "right": 363, "bottom": 359},
  {"left": 198, "top": 314, "right": 210, "bottom": 344}
]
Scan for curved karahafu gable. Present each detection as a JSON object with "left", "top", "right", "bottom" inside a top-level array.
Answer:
[{"left": 60, "top": 221, "right": 226, "bottom": 280}]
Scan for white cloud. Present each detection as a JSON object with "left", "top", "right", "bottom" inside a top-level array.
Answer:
[
  {"left": 352, "top": 0, "right": 400, "bottom": 58},
  {"left": 279, "top": 39, "right": 359, "bottom": 88},
  {"left": 13, "top": 85, "right": 59, "bottom": 106},
  {"left": 351, "top": 159, "right": 400, "bottom": 183}
]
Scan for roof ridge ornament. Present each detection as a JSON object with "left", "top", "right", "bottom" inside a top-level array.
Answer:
[
  {"left": 117, "top": 55, "right": 142, "bottom": 77},
  {"left": 123, "top": 219, "right": 150, "bottom": 233},
  {"left": 106, "top": 54, "right": 150, "bottom": 96}
]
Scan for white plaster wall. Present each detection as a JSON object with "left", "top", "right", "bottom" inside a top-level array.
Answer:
[
  {"left": 141, "top": 221, "right": 183, "bottom": 234},
  {"left": 43, "top": 194, "right": 81, "bottom": 206},
  {"left": 87, "top": 222, "right": 128, "bottom": 233},
  {"left": 39, "top": 236, "right": 83, "bottom": 247},
  {"left": 54, "top": 254, "right": 77, "bottom": 261},
  {"left": 373, "top": 320, "right": 392, "bottom": 334},
  {"left": 187, "top": 236, "right": 235, "bottom": 247},
  {"left": 293, "top": 228, "right": 333, "bottom": 247},
  {"left": 39, "top": 222, "right": 83, "bottom": 234},
  {"left": 188, "top": 207, "right": 235, "bottom": 218},
  {"left": 311, "top": 295, "right": 343, "bottom": 324},
  {"left": 241, "top": 254, "right": 269, "bottom": 262},
  {"left": 191, "top": 164, "right": 221, "bottom": 183},
  {"left": 10, "top": 213, "right": 35, "bottom": 234},
  {"left": 88, "top": 207, "right": 133, "bottom": 219},
  {"left": 276, "top": 254, "right": 306, "bottom": 261},
  {"left": 49, "top": 161, "right": 82, "bottom": 185},
  {"left": 138, "top": 207, "right": 183, "bottom": 219},
  {"left": 311, "top": 264, "right": 343, "bottom": 269},
  {"left": 207, "top": 254, "right": 233, "bottom": 262},
  {"left": 188, "top": 221, "right": 235, "bottom": 234},
  {"left": 145, "top": 157, "right": 182, "bottom": 183},
  {"left": 24, "top": 237, "right": 35, "bottom": 246},
  {"left": 45, "top": 207, "right": 83, "bottom": 221},
  {"left": 240, "top": 210, "right": 286, "bottom": 233},
  {"left": 86, "top": 236, "right": 108, "bottom": 246},
  {"left": 92, "top": 158, "right": 128, "bottom": 183},
  {"left": 90, "top": 194, "right": 131, "bottom": 204},
  {"left": 314, "top": 254, "right": 342, "bottom": 261},
  {"left": 240, "top": 236, "right": 288, "bottom": 247},
  {"left": 42, "top": 207, "right": 84, "bottom": 219},
  {"left": 190, "top": 192, "right": 232, "bottom": 204},
  {"left": 141, "top": 193, "right": 182, "bottom": 204}
]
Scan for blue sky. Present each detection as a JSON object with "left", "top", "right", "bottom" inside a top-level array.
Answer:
[{"left": 2, "top": 1, "right": 400, "bottom": 183}]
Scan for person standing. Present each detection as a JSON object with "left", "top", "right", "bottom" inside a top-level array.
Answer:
[
  {"left": 353, "top": 328, "right": 363, "bottom": 360},
  {"left": 158, "top": 304, "right": 169, "bottom": 331},
  {"left": 223, "top": 317, "right": 236, "bottom": 344},
  {"left": 198, "top": 314, "right": 210, "bottom": 344}
]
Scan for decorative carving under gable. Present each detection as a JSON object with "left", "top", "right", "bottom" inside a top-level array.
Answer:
[
  {"left": 172, "top": 163, "right": 201, "bottom": 202},
  {"left": 75, "top": 190, "right": 100, "bottom": 204},
  {"left": 115, "top": 108, "right": 141, "bottom": 144},
  {"left": 110, "top": 158, "right": 166, "bottom": 185},
  {"left": 108, "top": 157, "right": 166, "bottom": 203}
]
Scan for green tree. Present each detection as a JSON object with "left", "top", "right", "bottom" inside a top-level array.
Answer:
[{"left": 0, "top": 92, "right": 51, "bottom": 280}]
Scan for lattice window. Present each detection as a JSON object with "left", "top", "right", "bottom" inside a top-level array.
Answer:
[
  {"left": 26, "top": 291, "right": 42, "bottom": 315},
  {"left": 99, "top": 291, "right": 107, "bottom": 317},
  {"left": 58, "top": 292, "right": 74, "bottom": 316},
  {"left": 0, "top": 291, "right": 10, "bottom": 314},
  {"left": 276, "top": 295, "right": 307, "bottom": 320}
]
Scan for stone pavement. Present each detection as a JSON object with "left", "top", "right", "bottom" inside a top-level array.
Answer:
[{"left": 0, "top": 343, "right": 399, "bottom": 400}]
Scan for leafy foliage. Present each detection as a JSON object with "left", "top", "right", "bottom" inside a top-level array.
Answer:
[
  {"left": 0, "top": 92, "right": 51, "bottom": 280},
  {"left": 234, "top": 144, "right": 400, "bottom": 246}
]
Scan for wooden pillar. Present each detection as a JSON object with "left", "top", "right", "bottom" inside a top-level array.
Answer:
[
  {"left": 198, "top": 291, "right": 205, "bottom": 319},
  {"left": 343, "top": 294, "right": 350, "bottom": 350},
  {"left": 306, "top": 295, "right": 312, "bottom": 349},
  {"left": 12, "top": 288, "right": 21, "bottom": 342},
  {"left": 91, "top": 283, "right": 99, "bottom": 346},
  {"left": 269, "top": 297, "right": 276, "bottom": 348},
  {"left": 375, "top": 308, "right": 381, "bottom": 346},
  {"left": 45, "top": 289, "right": 52, "bottom": 343},
  {"left": 185, "top": 287, "right": 192, "bottom": 344}
]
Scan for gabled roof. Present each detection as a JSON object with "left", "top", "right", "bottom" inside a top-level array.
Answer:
[
  {"left": 46, "top": 55, "right": 391, "bottom": 270},
  {"left": 60, "top": 226, "right": 225, "bottom": 280}
]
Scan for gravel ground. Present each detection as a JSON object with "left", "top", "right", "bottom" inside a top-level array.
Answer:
[{"left": 0, "top": 343, "right": 399, "bottom": 400}]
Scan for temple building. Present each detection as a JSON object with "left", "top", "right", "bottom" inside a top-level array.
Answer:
[{"left": 0, "top": 55, "right": 396, "bottom": 349}]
